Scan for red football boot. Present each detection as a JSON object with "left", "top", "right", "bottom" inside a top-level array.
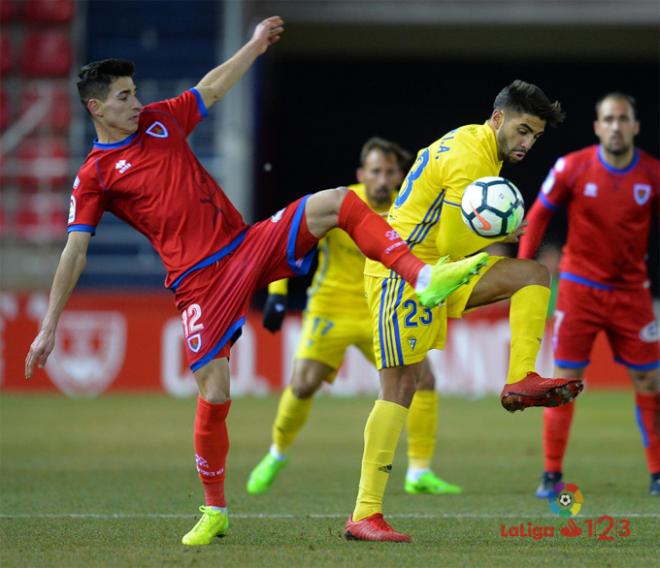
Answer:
[
  {"left": 344, "top": 513, "right": 411, "bottom": 542},
  {"left": 500, "top": 372, "right": 584, "bottom": 413}
]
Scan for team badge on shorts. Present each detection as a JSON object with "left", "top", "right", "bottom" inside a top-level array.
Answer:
[
  {"left": 640, "top": 321, "right": 659, "bottom": 343},
  {"left": 187, "top": 333, "right": 202, "bottom": 353}
]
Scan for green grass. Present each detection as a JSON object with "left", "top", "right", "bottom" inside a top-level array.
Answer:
[{"left": 1, "top": 392, "right": 658, "bottom": 567}]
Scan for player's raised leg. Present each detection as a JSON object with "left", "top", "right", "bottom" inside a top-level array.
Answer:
[
  {"left": 247, "top": 359, "right": 330, "bottom": 495},
  {"left": 630, "top": 368, "right": 660, "bottom": 496},
  {"left": 304, "top": 188, "right": 488, "bottom": 308},
  {"left": 464, "top": 258, "right": 583, "bottom": 412},
  {"left": 405, "top": 361, "right": 462, "bottom": 495},
  {"left": 182, "top": 358, "right": 231, "bottom": 546}
]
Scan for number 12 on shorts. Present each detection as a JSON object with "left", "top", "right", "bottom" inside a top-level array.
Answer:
[{"left": 182, "top": 303, "right": 205, "bottom": 352}]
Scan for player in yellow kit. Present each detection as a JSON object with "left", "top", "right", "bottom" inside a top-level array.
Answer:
[
  {"left": 345, "top": 81, "right": 585, "bottom": 542},
  {"left": 247, "top": 138, "right": 462, "bottom": 497}
]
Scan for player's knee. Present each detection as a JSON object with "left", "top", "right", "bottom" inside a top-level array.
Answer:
[
  {"left": 291, "top": 367, "right": 324, "bottom": 398},
  {"left": 630, "top": 370, "right": 659, "bottom": 394},
  {"left": 516, "top": 259, "right": 550, "bottom": 289},
  {"left": 416, "top": 370, "right": 436, "bottom": 390}
]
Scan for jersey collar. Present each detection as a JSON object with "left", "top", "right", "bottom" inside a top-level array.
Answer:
[
  {"left": 481, "top": 121, "right": 503, "bottom": 167},
  {"left": 597, "top": 145, "right": 638, "bottom": 174},
  {"left": 93, "top": 131, "right": 138, "bottom": 150}
]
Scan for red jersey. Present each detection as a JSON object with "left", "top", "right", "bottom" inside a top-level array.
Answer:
[
  {"left": 68, "top": 89, "right": 248, "bottom": 289},
  {"left": 519, "top": 145, "right": 659, "bottom": 289}
]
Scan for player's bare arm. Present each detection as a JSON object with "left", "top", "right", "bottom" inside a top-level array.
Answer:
[
  {"left": 25, "top": 232, "right": 91, "bottom": 379},
  {"left": 195, "top": 16, "right": 284, "bottom": 109}
]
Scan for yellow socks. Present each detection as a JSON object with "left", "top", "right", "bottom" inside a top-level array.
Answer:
[
  {"left": 271, "top": 386, "right": 314, "bottom": 455},
  {"left": 353, "top": 400, "right": 408, "bottom": 521},
  {"left": 407, "top": 390, "right": 437, "bottom": 470},
  {"left": 506, "top": 284, "right": 550, "bottom": 384}
]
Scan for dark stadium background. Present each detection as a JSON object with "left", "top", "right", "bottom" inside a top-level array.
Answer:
[{"left": 4, "top": 0, "right": 658, "bottom": 303}]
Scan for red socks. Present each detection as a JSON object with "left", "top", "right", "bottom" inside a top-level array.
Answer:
[
  {"left": 194, "top": 397, "right": 231, "bottom": 507},
  {"left": 337, "top": 191, "right": 424, "bottom": 286},
  {"left": 542, "top": 401, "right": 575, "bottom": 473},
  {"left": 636, "top": 392, "right": 660, "bottom": 474}
]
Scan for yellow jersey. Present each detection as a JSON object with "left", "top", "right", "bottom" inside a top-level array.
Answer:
[
  {"left": 269, "top": 183, "right": 392, "bottom": 315},
  {"left": 365, "top": 122, "right": 503, "bottom": 277}
]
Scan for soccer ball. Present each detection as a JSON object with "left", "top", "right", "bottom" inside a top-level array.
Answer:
[{"left": 460, "top": 176, "right": 525, "bottom": 238}]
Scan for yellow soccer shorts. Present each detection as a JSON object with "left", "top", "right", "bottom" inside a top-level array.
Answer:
[
  {"left": 366, "top": 256, "right": 503, "bottom": 370},
  {"left": 295, "top": 309, "right": 375, "bottom": 381}
]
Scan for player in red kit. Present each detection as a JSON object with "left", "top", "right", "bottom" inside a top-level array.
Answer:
[
  {"left": 519, "top": 92, "right": 660, "bottom": 497},
  {"left": 24, "top": 17, "right": 491, "bottom": 545}
]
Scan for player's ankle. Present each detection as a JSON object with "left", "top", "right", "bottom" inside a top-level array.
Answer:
[
  {"left": 414, "top": 265, "right": 432, "bottom": 293},
  {"left": 269, "top": 444, "right": 287, "bottom": 461}
]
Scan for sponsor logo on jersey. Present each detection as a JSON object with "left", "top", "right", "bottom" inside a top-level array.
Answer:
[
  {"left": 187, "top": 333, "right": 202, "bottom": 353},
  {"left": 271, "top": 208, "right": 285, "bottom": 223},
  {"left": 583, "top": 183, "right": 598, "bottom": 197},
  {"left": 385, "top": 229, "right": 400, "bottom": 241},
  {"left": 115, "top": 159, "right": 132, "bottom": 174},
  {"left": 640, "top": 321, "right": 658, "bottom": 343},
  {"left": 68, "top": 196, "right": 76, "bottom": 223},
  {"left": 45, "top": 311, "right": 127, "bottom": 397},
  {"left": 146, "top": 121, "right": 169, "bottom": 138},
  {"left": 633, "top": 184, "right": 651, "bottom": 205}
]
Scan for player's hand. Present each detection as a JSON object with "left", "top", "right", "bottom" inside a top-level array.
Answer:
[
  {"left": 251, "top": 16, "right": 284, "bottom": 54},
  {"left": 25, "top": 327, "right": 56, "bottom": 379},
  {"left": 262, "top": 293, "right": 287, "bottom": 333},
  {"left": 502, "top": 220, "right": 528, "bottom": 243}
]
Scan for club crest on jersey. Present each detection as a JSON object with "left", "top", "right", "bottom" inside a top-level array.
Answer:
[
  {"left": 583, "top": 183, "right": 598, "bottom": 197},
  {"left": 408, "top": 338, "right": 417, "bottom": 351},
  {"left": 187, "top": 333, "right": 202, "bottom": 353},
  {"left": 633, "top": 184, "right": 651, "bottom": 205},
  {"left": 146, "top": 121, "right": 169, "bottom": 138}
]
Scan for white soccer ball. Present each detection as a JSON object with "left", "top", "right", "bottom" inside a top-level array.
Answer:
[{"left": 460, "top": 176, "right": 525, "bottom": 238}]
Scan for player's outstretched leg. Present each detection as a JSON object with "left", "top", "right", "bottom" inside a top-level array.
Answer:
[{"left": 304, "top": 189, "right": 488, "bottom": 308}]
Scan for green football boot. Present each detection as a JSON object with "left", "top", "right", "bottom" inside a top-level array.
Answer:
[
  {"left": 246, "top": 453, "right": 289, "bottom": 495},
  {"left": 405, "top": 471, "right": 463, "bottom": 495},
  {"left": 181, "top": 506, "right": 229, "bottom": 546},
  {"left": 417, "top": 252, "right": 489, "bottom": 308}
]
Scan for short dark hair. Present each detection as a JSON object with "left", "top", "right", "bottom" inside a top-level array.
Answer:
[
  {"left": 595, "top": 92, "right": 637, "bottom": 119},
  {"left": 360, "top": 137, "right": 413, "bottom": 171},
  {"left": 493, "top": 80, "right": 565, "bottom": 128},
  {"left": 77, "top": 59, "right": 135, "bottom": 109}
]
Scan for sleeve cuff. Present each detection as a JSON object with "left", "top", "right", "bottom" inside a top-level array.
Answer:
[
  {"left": 68, "top": 224, "right": 96, "bottom": 235},
  {"left": 189, "top": 88, "right": 208, "bottom": 118},
  {"left": 538, "top": 193, "right": 559, "bottom": 211}
]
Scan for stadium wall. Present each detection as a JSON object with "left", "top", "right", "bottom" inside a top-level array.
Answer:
[{"left": 1, "top": 292, "right": 629, "bottom": 398}]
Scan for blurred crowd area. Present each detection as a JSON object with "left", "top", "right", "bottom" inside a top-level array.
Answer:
[{"left": 0, "top": 0, "right": 658, "bottom": 302}]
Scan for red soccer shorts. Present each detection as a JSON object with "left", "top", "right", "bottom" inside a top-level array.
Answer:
[
  {"left": 553, "top": 276, "right": 659, "bottom": 371},
  {"left": 174, "top": 196, "right": 318, "bottom": 372}
]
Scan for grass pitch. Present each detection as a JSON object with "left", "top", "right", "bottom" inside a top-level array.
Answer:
[{"left": 1, "top": 391, "right": 658, "bottom": 567}]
